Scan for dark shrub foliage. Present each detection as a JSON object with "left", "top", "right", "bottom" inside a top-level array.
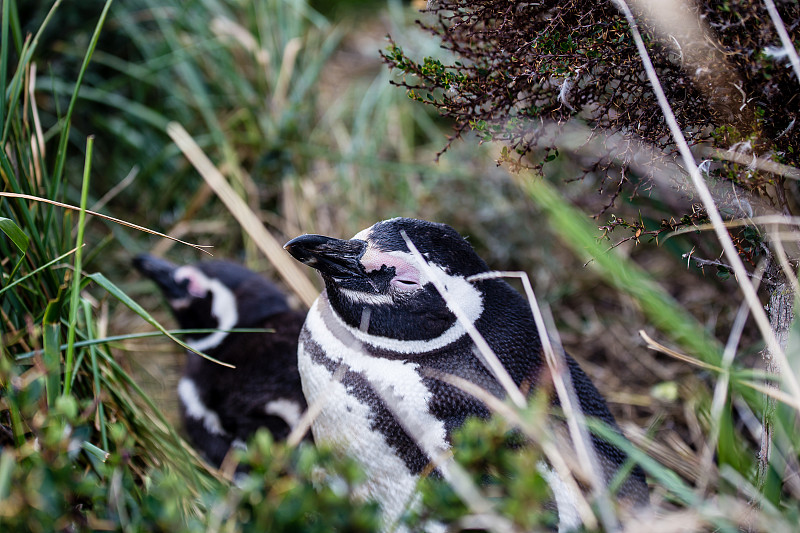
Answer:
[{"left": 383, "top": 0, "right": 799, "bottom": 219}]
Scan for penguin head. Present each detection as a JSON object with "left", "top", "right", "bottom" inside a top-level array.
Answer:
[
  {"left": 133, "top": 254, "right": 290, "bottom": 339},
  {"left": 285, "top": 217, "right": 490, "bottom": 341}
]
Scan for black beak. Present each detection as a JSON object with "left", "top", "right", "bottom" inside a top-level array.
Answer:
[
  {"left": 132, "top": 254, "right": 188, "bottom": 300},
  {"left": 284, "top": 234, "right": 367, "bottom": 281}
]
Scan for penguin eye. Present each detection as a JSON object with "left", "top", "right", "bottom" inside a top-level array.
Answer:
[
  {"left": 391, "top": 277, "right": 420, "bottom": 291},
  {"left": 361, "top": 250, "right": 421, "bottom": 292}
]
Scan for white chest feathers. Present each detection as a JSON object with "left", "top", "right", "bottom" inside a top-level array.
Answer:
[{"left": 298, "top": 294, "right": 450, "bottom": 529}]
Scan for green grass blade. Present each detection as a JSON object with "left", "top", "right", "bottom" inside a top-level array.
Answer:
[
  {"left": 1, "top": 0, "right": 65, "bottom": 144},
  {"left": 86, "top": 272, "right": 234, "bottom": 368},
  {"left": 0, "top": 450, "right": 14, "bottom": 501},
  {"left": 1, "top": 39, "right": 29, "bottom": 146},
  {"left": 520, "top": 175, "right": 723, "bottom": 365},
  {"left": 14, "top": 328, "right": 270, "bottom": 361},
  {"left": 0, "top": 0, "right": 9, "bottom": 126},
  {"left": 82, "top": 299, "right": 108, "bottom": 450},
  {"left": 51, "top": 0, "right": 114, "bottom": 185},
  {"left": 587, "top": 417, "right": 697, "bottom": 507},
  {"left": 89, "top": 343, "right": 211, "bottom": 489},
  {"left": 63, "top": 136, "right": 94, "bottom": 397},
  {"left": 43, "top": 298, "right": 64, "bottom": 406},
  {"left": 38, "top": 79, "right": 171, "bottom": 131},
  {"left": 0, "top": 216, "right": 29, "bottom": 283},
  {"left": 81, "top": 441, "right": 109, "bottom": 463},
  {"left": 0, "top": 245, "right": 79, "bottom": 298}
]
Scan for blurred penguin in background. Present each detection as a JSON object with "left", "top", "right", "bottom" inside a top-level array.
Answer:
[{"left": 134, "top": 254, "right": 308, "bottom": 467}]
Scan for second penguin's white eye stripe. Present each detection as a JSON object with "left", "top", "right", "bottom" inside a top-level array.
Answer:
[{"left": 175, "top": 268, "right": 238, "bottom": 352}]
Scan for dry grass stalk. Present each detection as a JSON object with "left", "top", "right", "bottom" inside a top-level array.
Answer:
[
  {"left": 400, "top": 233, "right": 527, "bottom": 408},
  {"left": 0, "top": 192, "right": 212, "bottom": 255},
  {"left": 639, "top": 331, "right": 721, "bottom": 372},
  {"left": 763, "top": 0, "right": 800, "bottom": 82},
  {"left": 425, "top": 368, "right": 599, "bottom": 530},
  {"left": 166, "top": 121, "right": 318, "bottom": 307},
  {"left": 467, "top": 269, "right": 619, "bottom": 531},
  {"left": 286, "top": 365, "right": 346, "bottom": 448}
]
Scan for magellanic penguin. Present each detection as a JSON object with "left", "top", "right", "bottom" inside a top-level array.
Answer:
[
  {"left": 133, "top": 254, "right": 308, "bottom": 467},
  {"left": 284, "top": 217, "right": 649, "bottom": 531}
]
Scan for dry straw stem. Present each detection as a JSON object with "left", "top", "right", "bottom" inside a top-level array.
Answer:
[
  {"left": 769, "top": 226, "right": 800, "bottom": 298},
  {"left": 286, "top": 365, "right": 346, "bottom": 447},
  {"left": 272, "top": 37, "right": 303, "bottom": 115},
  {"left": 0, "top": 192, "right": 212, "bottom": 255},
  {"left": 467, "top": 270, "right": 618, "bottom": 531},
  {"left": 639, "top": 330, "right": 722, "bottom": 372},
  {"left": 616, "top": 0, "right": 800, "bottom": 408},
  {"left": 763, "top": 0, "right": 800, "bottom": 82},
  {"left": 166, "top": 122, "right": 318, "bottom": 308},
  {"left": 404, "top": 227, "right": 622, "bottom": 530},
  {"left": 26, "top": 64, "right": 45, "bottom": 185},
  {"left": 705, "top": 147, "right": 800, "bottom": 181},
  {"left": 285, "top": 321, "right": 513, "bottom": 532},
  {"left": 374, "top": 379, "right": 515, "bottom": 533},
  {"left": 742, "top": 380, "right": 800, "bottom": 412},
  {"left": 663, "top": 215, "right": 800, "bottom": 243},
  {"left": 641, "top": 329, "right": 800, "bottom": 412},
  {"left": 699, "top": 296, "right": 752, "bottom": 494},
  {"left": 401, "top": 231, "right": 527, "bottom": 409},
  {"left": 425, "top": 368, "right": 599, "bottom": 531}
]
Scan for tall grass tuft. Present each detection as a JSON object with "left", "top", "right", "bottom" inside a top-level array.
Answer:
[{"left": 1, "top": 0, "right": 228, "bottom": 525}]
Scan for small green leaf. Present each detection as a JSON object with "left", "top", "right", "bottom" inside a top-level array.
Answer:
[
  {"left": 0, "top": 217, "right": 29, "bottom": 253},
  {"left": 651, "top": 381, "right": 679, "bottom": 402},
  {"left": 0, "top": 217, "right": 29, "bottom": 283},
  {"left": 55, "top": 395, "right": 78, "bottom": 420},
  {"left": 0, "top": 451, "right": 14, "bottom": 501}
]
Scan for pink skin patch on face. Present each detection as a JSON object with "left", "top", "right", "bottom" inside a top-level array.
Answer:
[
  {"left": 360, "top": 247, "right": 420, "bottom": 291},
  {"left": 174, "top": 266, "right": 210, "bottom": 298}
]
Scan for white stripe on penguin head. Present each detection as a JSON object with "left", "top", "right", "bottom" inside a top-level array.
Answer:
[{"left": 173, "top": 266, "right": 238, "bottom": 352}]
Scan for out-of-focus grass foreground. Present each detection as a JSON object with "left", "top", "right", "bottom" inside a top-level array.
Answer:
[{"left": 2, "top": 0, "right": 800, "bottom": 530}]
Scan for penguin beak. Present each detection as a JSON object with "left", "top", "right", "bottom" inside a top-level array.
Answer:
[
  {"left": 132, "top": 254, "right": 188, "bottom": 300},
  {"left": 284, "top": 234, "right": 368, "bottom": 280}
]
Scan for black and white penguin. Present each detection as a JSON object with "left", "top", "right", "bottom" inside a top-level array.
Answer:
[
  {"left": 133, "top": 254, "right": 308, "bottom": 467},
  {"left": 284, "top": 217, "right": 648, "bottom": 530}
]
